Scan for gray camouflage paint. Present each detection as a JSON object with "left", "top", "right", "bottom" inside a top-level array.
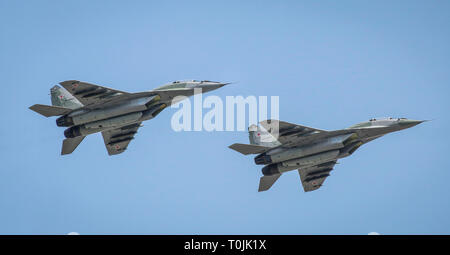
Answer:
[
  {"left": 30, "top": 80, "right": 228, "bottom": 155},
  {"left": 229, "top": 118, "right": 425, "bottom": 192}
]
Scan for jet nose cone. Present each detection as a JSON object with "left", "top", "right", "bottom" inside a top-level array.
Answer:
[
  {"left": 201, "top": 81, "right": 230, "bottom": 92},
  {"left": 214, "top": 82, "right": 231, "bottom": 87},
  {"left": 398, "top": 119, "right": 426, "bottom": 128}
]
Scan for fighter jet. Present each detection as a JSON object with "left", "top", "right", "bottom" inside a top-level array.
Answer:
[
  {"left": 229, "top": 118, "right": 425, "bottom": 192},
  {"left": 30, "top": 80, "right": 228, "bottom": 155}
]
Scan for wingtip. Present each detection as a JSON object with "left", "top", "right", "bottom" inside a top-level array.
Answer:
[
  {"left": 228, "top": 143, "right": 238, "bottom": 149},
  {"left": 228, "top": 143, "right": 246, "bottom": 154},
  {"left": 28, "top": 104, "right": 49, "bottom": 117},
  {"left": 59, "top": 80, "right": 80, "bottom": 86}
]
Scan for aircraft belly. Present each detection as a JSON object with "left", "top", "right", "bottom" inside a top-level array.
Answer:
[
  {"left": 262, "top": 150, "right": 339, "bottom": 176},
  {"left": 70, "top": 96, "right": 154, "bottom": 125},
  {"left": 280, "top": 150, "right": 339, "bottom": 169},
  {"left": 267, "top": 134, "right": 353, "bottom": 164},
  {"left": 84, "top": 112, "right": 143, "bottom": 129},
  {"left": 65, "top": 112, "right": 143, "bottom": 137}
]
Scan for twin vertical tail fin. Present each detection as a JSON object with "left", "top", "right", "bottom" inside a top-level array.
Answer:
[
  {"left": 29, "top": 85, "right": 86, "bottom": 155},
  {"left": 50, "top": 85, "right": 85, "bottom": 155},
  {"left": 249, "top": 124, "right": 282, "bottom": 191},
  {"left": 228, "top": 124, "right": 283, "bottom": 190},
  {"left": 228, "top": 124, "right": 280, "bottom": 155},
  {"left": 248, "top": 124, "right": 281, "bottom": 147},
  {"left": 51, "top": 85, "right": 83, "bottom": 109},
  {"left": 29, "top": 86, "right": 81, "bottom": 117}
]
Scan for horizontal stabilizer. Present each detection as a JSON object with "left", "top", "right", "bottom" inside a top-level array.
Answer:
[
  {"left": 258, "top": 174, "right": 281, "bottom": 192},
  {"left": 228, "top": 143, "right": 270, "bottom": 155},
  {"left": 61, "top": 136, "right": 85, "bottom": 155},
  {"left": 29, "top": 104, "right": 72, "bottom": 117}
]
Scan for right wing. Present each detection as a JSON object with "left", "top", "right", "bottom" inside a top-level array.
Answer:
[
  {"left": 101, "top": 123, "right": 142, "bottom": 155},
  {"left": 298, "top": 161, "right": 337, "bottom": 192},
  {"left": 59, "top": 80, "right": 129, "bottom": 106}
]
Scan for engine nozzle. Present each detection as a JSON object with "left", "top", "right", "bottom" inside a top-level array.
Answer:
[
  {"left": 56, "top": 115, "right": 74, "bottom": 127},
  {"left": 64, "top": 126, "right": 82, "bottom": 138},
  {"left": 262, "top": 164, "right": 280, "bottom": 176},
  {"left": 254, "top": 153, "right": 272, "bottom": 165}
]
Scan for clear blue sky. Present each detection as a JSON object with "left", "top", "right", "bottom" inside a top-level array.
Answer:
[{"left": 1, "top": 0, "right": 449, "bottom": 234}]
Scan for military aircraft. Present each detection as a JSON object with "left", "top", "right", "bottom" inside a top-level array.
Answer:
[
  {"left": 30, "top": 80, "right": 228, "bottom": 155},
  {"left": 229, "top": 118, "right": 425, "bottom": 192}
]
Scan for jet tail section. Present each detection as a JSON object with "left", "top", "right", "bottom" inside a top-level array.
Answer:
[
  {"left": 248, "top": 124, "right": 281, "bottom": 147},
  {"left": 29, "top": 104, "right": 72, "bottom": 117},
  {"left": 61, "top": 136, "right": 85, "bottom": 155},
  {"left": 258, "top": 174, "right": 281, "bottom": 192},
  {"left": 51, "top": 85, "right": 83, "bottom": 109}
]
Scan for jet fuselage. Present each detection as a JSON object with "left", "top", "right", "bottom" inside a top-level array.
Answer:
[
  {"left": 55, "top": 80, "right": 226, "bottom": 139},
  {"left": 255, "top": 118, "right": 424, "bottom": 177},
  {"left": 29, "top": 79, "right": 227, "bottom": 155}
]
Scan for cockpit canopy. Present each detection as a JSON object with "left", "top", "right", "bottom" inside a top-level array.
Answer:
[
  {"left": 369, "top": 117, "right": 407, "bottom": 122},
  {"left": 172, "top": 80, "right": 192, "bottom": 84},
  {"left": 171, "top": 80, "right": 218, "bottom": 84},
  {"left": 348, "top": 117, "right": 409, "bottom": 129}
]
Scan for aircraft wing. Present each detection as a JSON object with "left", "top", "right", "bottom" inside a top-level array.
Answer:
[
  {"left": 59, "top": 80, "right": 129, "bottom": 106},
  {"left": 101, "top": 123, "right": 141, "bottom": 155},
  {"left": 259, "top": 119, "right": 326, "bottom": 147},
  {"left": 298, "top": 161, "right": 337, "bottom": 192}
]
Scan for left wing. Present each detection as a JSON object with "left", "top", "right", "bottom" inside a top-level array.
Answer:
[
  {"left": 259, "top": 119, "right": 325, "bottom": 147},
  {"left": 59, "top": 80, "right": 129, "bottom": 106},
  {"left": 298, "top": 161, "right": 337, "bottom": 192},
  {"left": 101, "top": 123, "right": 141, "bottom": 155}
]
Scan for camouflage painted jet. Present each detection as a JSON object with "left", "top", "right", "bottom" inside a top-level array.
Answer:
[
  {"left": 229, "top": 118, "right": 425, "bottom": 192},
  {"left": 30, "top": 80, "right": 228, "bottom": 155}
]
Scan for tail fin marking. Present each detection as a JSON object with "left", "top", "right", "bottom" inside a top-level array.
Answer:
[
  {"left": 248, "top": 124, "right": 281, "bottom": 147},
  {"left": 51, "top": 85, "right": 83, "bottom": 109}
]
